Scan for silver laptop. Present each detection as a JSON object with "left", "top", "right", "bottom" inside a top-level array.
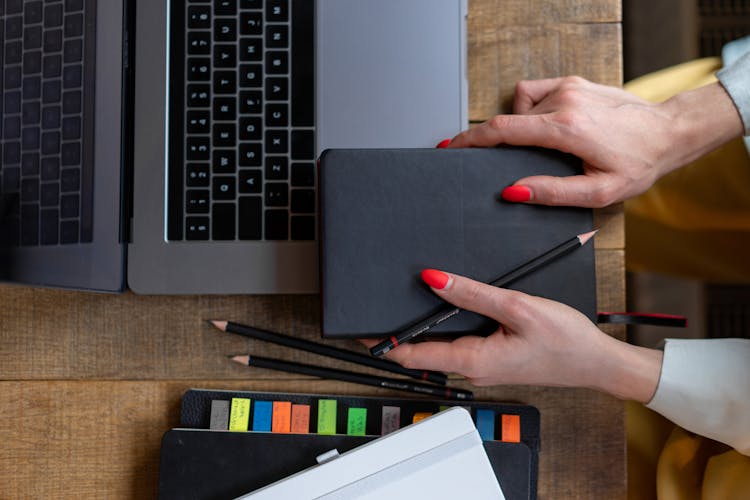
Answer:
[{"left": 0, "top": 0, "right": 468, "bottom": 294}]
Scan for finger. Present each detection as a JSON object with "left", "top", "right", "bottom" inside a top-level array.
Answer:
[
  {"left": 448, "top": 114, "right": 568, "bottom": 149},
  {"left": 381, "top": 335, "right": 489, "bottom": 376},
  {"left": 423, "top": 270, "right": 532, "bottom": 330},
  {"left": 513, "top": 77, "right": 568, "bottom": 114},
  {"left": 508, "top": 171, "right": 619, "bottom": 208}
]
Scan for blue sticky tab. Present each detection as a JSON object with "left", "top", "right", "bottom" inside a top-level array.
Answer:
[
  {"left": 475, "top": 409, "right": 495, "bottom": 441},
  {"left": 253, "top": 401, "right": 273, "bottom": 431}
]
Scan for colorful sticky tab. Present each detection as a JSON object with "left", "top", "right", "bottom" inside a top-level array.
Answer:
[
  {"left": 501, "top": 414, "right": 521, "bottom": 443},
  {"left": 228, "top": 398, "right": 251, "bottom": 432},
  {"left": 290, "top": 404, "right": 310, "bottom": 434},
  {"left": 476, "top": 409, "right": 495, "bottom": 441},
  {"left": 252, "top": 401, "right": 273, "bottom": 431},
  {"left": 412, "top": 412, "right": 432, "bottom": 424},
  {"left": 439, "top": 405, "right": 451, "bottom": 412},
  {"left": 317, "top": 399, "right": 337, "bottom": 435},
  {"left": 381, "top": 406, "right": 400, "bottom": 435},
  {"left": 347, "top": 408, "right": 367, "bottom": 436},
  {"left": 209, "top": 400, "right": 230, "bottom": 430},
  {"left": 272, "top": 401, "right": 292, "bottom": 433}
]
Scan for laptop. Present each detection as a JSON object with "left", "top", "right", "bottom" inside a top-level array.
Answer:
[{"left": 0, "top": 0, "right": 468, "bottom": 293}]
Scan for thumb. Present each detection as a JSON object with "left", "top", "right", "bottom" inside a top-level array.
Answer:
[{"left": 504, "top": 172, "right": 617, "bottom": 208}]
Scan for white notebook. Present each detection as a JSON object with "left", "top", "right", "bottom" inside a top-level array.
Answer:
[{"left": 237, "top": 407, "right": 505, "bottom": 500}]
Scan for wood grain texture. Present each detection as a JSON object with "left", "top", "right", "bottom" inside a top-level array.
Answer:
[
  {"left": 0, "top": 381, "right": 625, "bottom": 500},
  {"left": 0, "top": 1, "right": 625, "bottom": 498}
]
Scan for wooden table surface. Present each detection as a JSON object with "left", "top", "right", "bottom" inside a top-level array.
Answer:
[{"left": 0, "top": 1, "right": 625, "bottom": 498}]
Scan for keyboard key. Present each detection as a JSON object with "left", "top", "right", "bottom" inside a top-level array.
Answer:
[
  {"left": 265, "top": 51, "right": 288, "bottom": 74},
  {"left": 188, "top": 32, "right": 211, "bottom": 55},
  {"left": 291, "top": 0, "right": 314, "bottom": 126},
  {"left": 239, "top": 143, "right": 262, "bottom": 166},
  {"left": 24, "top": 26, "right": 42, "bottom": 49},
  {"left": 22, "top": 153, "right": 40, "bottom": 175},
  {"left": 186, "top": 189, "right": 210, "bottom": 213},
  {"left": 239, "top": 117, "right": 262, "bottom": 141},
  {"left": 3, "top": 168, "right": 20, "bottom": 191},
  {"left": 23, "top": 76, "right": 42, "bottom": 100},
  {"left": 187, "top": 110, "right": 210, "bottom": 134},
  {"left": 265, "top": 156, "right": 287, "bottom": 180},
  {"left": 186, "top": 163, "right": 210, "bottom": 187},
  {"left": 23, "top": 102, "right": 41, "bottom": 125},
  {"left": 4, "top": 90, "right": 22, "bottom": 114},
  {"left": 214, "top": 18, "right": 237, "bottom": 42},
  {"left": 291, "top": 189, "right": 315, "bottom": 213},
  {"left": 212, "top": 203, "right": 236, "bottom": 240},
  {"left": 5, "top": 41, "right": 23, "bottom": 64},
  {"left": 238, "top": 196, "right": 262, "bottom": 239},
  {"left": 265, "top": 130, "right": 287, "bottom": 154},
  {"left": 6, "top": 16, "right": 22, "bottom": 39},
  {"left": 265, "top": 77, "right": 287, "bottom": 100},
  {"left": 214, "top": 70, "right": 237, "bottom": 93},
  {"left": 65, "top": 0, "right": 84, "bottom": 12},
  {"left": 239, "top": 170, "right": 262, "bottom": 193},
  {"left": 266, "top": 25, "right": 288, "bottom": 48},
  {"left": 240, "top": 0, "right": 262, "bottom": 8},
  {"left": 291, "top": 162, "right": 314, "bottom": 186},
  {"left": 213, "top": 97, "right": 236, "bottom": 120},
  {"left": 60, "top": 168, "right": 80, "bottom": 191},
  {"left": 264, "top": 209, "right": 287, "bottom": 240},
  {"left": 186, "top": 137, "right": 210, "bottom": 160},
  {"left": 239, "top": 63, "right": 262, "bottom": 87},
  {"left": 6, "top": 0, "right": 23, "bottom": 15},
  {"left": 4, "top": 115, "right": 21, "bottom": 139},
  {"left": 239, "top": 11, "right": 262, "bottom": 35},
  {"left": 64, "top": 13, "right": 84, "bottom": 37},
  {"left": 213, "top": 176, "right": 236, "bottom": 200},
  {"left": 213, "top": 123, "right": 236, "bottom": 147},
  {"left": 44, "top": 3, "right": 64, "bottom": 28},
  {"left": 21, "top": 179, "right": 40, "bottom": 203},
  {"left": 291, "top": 130, "right": 314, "bottom": 160},
  {"left": 3, "top": 142, "right": 21, "bottom": 164},
  {"left": 214, "top": 44, "right": 237, "bottom": 67},
  {"left": 239, "top": 38, "right": 262, "bottom": 61},
  {"left": 265, "top": 103, "right": 288, "bottom": 127},
  {"left": 63, "top": 39, "right": 83, "bottom": 63},
  {"left": 42, "top": 131, "right": 61, "bottom": 155},
  {"left": 62, "top": 90, "right": 82, "bottom": 114},
  {"left": 45, "top": 84, "right": 63, "bottom": 107},
  {"left": 188, "top": 84, "right": 211, "bottom": 107},
  {"left": 212, "top": 149, "right": 236, "bottom": 173},
  {"left": 62, "top": 117, "right": 81, "bottom": 140},
  {"left": 215, "top": 0, "right": 237, "bottom": 16},
  {"left": 61, "top": 194, "right": 79, "bottom": 218},
  {"left": 63, "top": 65, "right": 82, "bottom": 88},
  {"left": 41, "top": 183, "right": 60, "bottom": 207},
  {"left": 23, "top": 51, "right": 42, "bottom": 74},
  {"left": 41, "top": 157, "right": 60, "bottom": 180},
  {"left": 22, "top": 127, "right": 40, "bottom": 151},
  {"left": 186, "top": 217, "right": 210, "bottom": 240},
  {"left": 43, "top": 54, "right": 62, "bottom": 78},
  {"left": 291, "top": 215, "right": 315, "bottom": 240},
  {"left": 239, "top": 90, "right": 262, "bottom": 114},
  {"left": 60, "top": 220, "right": 79, "bottom": 244},
  {"left": 43, "top": 29, "right": 62, "bottom": 52},
  {"left": 187, "top": 6, "right": 211, "bottom": 29},
  {"left": 187, "top": 58, "right": 211, "bottom": 80},
  {"left": 42, "top": 106, "right": 61, "bottom": 129},
  {"left": 265, "top": 182, "right": 288, "bottom": 206},
  {"left": 266, "top": 0, "right": 289, "bottom": 22}
]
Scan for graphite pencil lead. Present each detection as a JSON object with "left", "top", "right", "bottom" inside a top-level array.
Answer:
[
  {"left": 209, "top": 320, "right": 228, "bottom": 331},
  {"left": 577, "top": 229, "right": 598, "bottom": 246}
]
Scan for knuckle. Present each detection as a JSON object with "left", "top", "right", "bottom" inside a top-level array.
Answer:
[
  {"left": 501, "top": 292, "right": 534, "bottom": 324},
  {"left": 588, "top": 183, "right": 618, "bottom": 207},
  {"left": 489, "top": 114, "right": 510, "bottom": 131}
]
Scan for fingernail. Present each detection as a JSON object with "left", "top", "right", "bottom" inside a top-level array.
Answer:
[
  {"left": 501, "top": 185, "right": 531, "bottom": 202},
  {"left": 436, "top": 139, "right": 451, "bottom": 149},
  {"left": 421, "top": 269, "right": 451, "bottom": 290}
]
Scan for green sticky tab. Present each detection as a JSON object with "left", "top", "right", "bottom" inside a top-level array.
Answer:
[
  {"left": 317, "top": 399, "right": 337, "bottom": 435},
  {"left": 347, "top": 407, "right": 367, "bottom": 436},
  {"left": 228, "top": 398, "right": 251, "bottom": 432}
]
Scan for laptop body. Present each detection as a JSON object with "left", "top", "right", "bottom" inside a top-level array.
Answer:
[{"left": 0, "top": 0, "right": 468, "bottom": 294}]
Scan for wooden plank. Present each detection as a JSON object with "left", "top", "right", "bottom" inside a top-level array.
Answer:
[
  {"left": 0, "top": 247, "right": 623, "bottom": 379},
  {"left": 471, "top": 0, "right": 621, "bottom": 27},
  {"left": 469, "top": 23, "right": 623, "bottom": 121},
  {"left": 0, "top": 380, "right": 625, "bottom": 499}
]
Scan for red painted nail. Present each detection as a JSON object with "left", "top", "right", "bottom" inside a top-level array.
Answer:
[
  {"left": 501, "top": 185, "right": 532, "bottom": 202},
  {"left": 421, "top": 269, "right": 450, "bottom": 290},
  {"left": 436, "top": 139, "right": 451, "bottom": 149}
]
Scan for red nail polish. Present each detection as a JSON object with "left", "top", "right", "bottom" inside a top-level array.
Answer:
[
  {"left": 436, "top": 139, "right": 451, "bottom": 149},
  {"left": 501, "top": 185, "right": 531, "bottom": 202},
  {"left": 421, "top": 269, "right": 450, "bottom": 290}
]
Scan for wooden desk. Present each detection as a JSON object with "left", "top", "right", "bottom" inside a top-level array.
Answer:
[{"left": 0, "top": 2, "right": 624, "bottom": 498}]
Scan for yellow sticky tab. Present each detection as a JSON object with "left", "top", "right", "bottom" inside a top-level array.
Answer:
[
  {"left": 317, "top": 399, "right": 337, "bottom": 435},
  {"left": 229, "top": 398, "right": 251, "bottom": 432}
]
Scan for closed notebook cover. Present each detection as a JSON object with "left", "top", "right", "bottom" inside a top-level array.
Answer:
[{"left": 319, "top": 148, "right": 596, "bottom": 338}]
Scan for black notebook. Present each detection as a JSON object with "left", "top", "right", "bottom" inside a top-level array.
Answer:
[
  {"left": 158, "top": 389, "right": 541, "bottom": 500},
  {"left": 318, "top": 147, "right": 596, "bottom": 338}
]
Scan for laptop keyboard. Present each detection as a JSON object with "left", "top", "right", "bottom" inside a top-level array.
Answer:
[
  {"left": 168, "top": 0, "right": 316, "bottom": 242},
  {"left": 0, "top": 0, "right": 95, "bottom": 246}
]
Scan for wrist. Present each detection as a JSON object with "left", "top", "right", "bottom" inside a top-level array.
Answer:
[
  {"left": 659, "top": 82, "right": 745, "bottom": 173},
  {"left": 588, "top": 336, "right": 663, "bottom": 403}
]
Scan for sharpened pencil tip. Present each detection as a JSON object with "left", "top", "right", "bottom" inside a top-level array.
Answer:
[
  {"left": 577, "top": 229, "right": 598, "bottom": 246},
  {"left": 209, "top": 320, "right": 228, "bottom": 331},
  {"left": 231, "top": 355, "right": 249, "bottom": 365}
]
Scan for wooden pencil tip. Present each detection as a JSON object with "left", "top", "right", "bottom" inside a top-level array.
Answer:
[
  {"left": 231, "top": 355, "right": 249, "bottom": 365},
  {"left": 209, "top": 320, "right": 228, "bottom": 331},
  {"left": 577, "top": 229, "right": 598, "bottom": 246}
]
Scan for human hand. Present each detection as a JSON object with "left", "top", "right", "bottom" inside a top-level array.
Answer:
[
  {"left": 445, "top": 77, "right": 744, "bottom": 207},
  {"left": 363, "top": 269, "right": 663, "bottom": 403}
]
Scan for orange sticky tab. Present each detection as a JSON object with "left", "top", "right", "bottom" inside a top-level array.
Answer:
[
  {"left": 412, "top": 412, "right": 432, "bottom": 424},
  {"left": 272, "top": 401, "right": 292, "bottom": 433},
  {"left": 501, "top": 414, "right": 521, "bottom": 443},
  {"left": 290, "top": 404, "right": 310, "bottom": 434}
]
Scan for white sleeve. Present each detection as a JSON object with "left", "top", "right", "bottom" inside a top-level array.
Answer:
[
  {"left": 646, "top": 338, "right": 750, "bottom": 456},
  {"left": 717, "top": 47, "right": 750, "bottom": 136}
]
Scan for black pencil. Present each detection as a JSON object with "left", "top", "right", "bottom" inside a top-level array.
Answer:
[
  {"left": 211, "top": 320, "right": 448, "bottom": 385},
  {"left": 370, "top": 230, "right": 598, "bottom": 357},
  {"left": 231, "top": 354, "right": 474, "bottom": 401}
]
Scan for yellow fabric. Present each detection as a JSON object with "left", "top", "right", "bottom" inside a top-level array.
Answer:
[
  {"left": 624, "top": 58, "right": 750, "bottom": 283},
  {"left": 625, "top": 59, "right": 750, "bottom": 498}
]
